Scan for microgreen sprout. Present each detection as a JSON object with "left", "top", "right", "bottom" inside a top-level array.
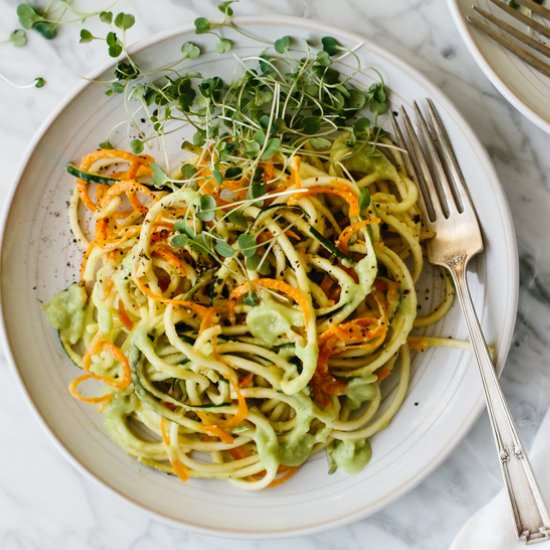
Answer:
[
  {"left": 216, "top": 37, "right": 234, "bottom": 54},
  {"left": 181, "top": 41, "right": 202, "bottom": 59},
  {"left": 15, "top": 1, "right": 129, "bottom": 46},
  {"left": 215, "top": 241, "right": 234, "bottom": 257},
  {"left": 26, "top": 0, "right": 395, "bottom": 278},
  {"left": 151, "top": 163, "right": 171, "bottom": 188},
  {"left": 193, "top": 2, "right": 237, "bottom": 56},
  {"left": 365, "top": 81, "right": 390, "bottom": 116},
  {"left": 237, "top": 233, "right": 257, "bottom": 258},
  {"left": 321, "top": 36, "right": 342, "bottom": 56},
  {"left": 114, "top": 12, "right": 135, "bottom": 31},
  {"left": 181, "top": 164, "right": 198, "bottom": 179},
  {"left": 274, "top": 35, "right": 292, "bottom": 54},
  {"left": 130, "top": 138, "right": 144, "bottom": 154},
  {"left": 0, "top": 71, "right": 45, "bottom": 90},
  {"left": 194, "top": 17, "right": 211, "bottom": 35},
  {"left": 9, "top": 2, "right": 136, "bottom": 90},
  {"left": 17, "top": 3, "right": 58, "bottom": 39},
  {"left": 79, "top": 29, "right": 94, "bottom": 43},
  {"left": 6, "top": 29, "right": 28, "bottom": 47},
  {"left": 218, "top": 1, "right": 237, "bottom": 17},
  {"left": 198, "top": 195, "right": 217, "bottom": 221}
]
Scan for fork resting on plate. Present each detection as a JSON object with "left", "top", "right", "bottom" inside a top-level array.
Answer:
[{"left": 392, "top": 99, "right": 550, "bottom": 545}]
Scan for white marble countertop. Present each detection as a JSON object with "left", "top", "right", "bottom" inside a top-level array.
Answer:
[{"left": 1, "top": 0, "right": 549, "bottom": 548}]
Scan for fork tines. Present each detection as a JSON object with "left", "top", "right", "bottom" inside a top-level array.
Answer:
[
  {"left": 391, "top": 100, "right": 477, "bottom": 226},
  {"left": 467, "top": 0, "right": 550, "bottom": 78},
  {"left": 391, "top": 100, "right": 484, "bottom": 264}
]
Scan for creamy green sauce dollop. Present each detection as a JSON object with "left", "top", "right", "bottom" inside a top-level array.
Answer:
[
  {"left": 44, "top": 283, "right": 87, "bottom": 344},
  {"left": 328, "top": 439, "right": 372, "bottom": 474},
  {"left": 246, "top": 299, "right": 303, "bottom": 346}
]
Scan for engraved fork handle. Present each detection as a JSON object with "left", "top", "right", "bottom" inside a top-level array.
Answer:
[{"left": 448, "top": 256, "right": 550, "bottom": 544}]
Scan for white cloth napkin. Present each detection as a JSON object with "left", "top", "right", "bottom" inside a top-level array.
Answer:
[{"left": 450, "top": 409, "right": 550, "bottom": 550}]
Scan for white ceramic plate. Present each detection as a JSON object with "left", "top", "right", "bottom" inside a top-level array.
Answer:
[
  {"left": 0, "top": 16, "right": 518, "bottom": 538},
  {"left": 449, "top": 0, "right": 550, "bottom": 134}
]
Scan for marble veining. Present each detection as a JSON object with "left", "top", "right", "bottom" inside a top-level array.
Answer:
[{"left": 1, "top": 0, "right": 549, "bottom": 549}]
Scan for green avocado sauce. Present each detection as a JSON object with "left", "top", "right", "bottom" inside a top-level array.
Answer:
[
  {"left": 246, "top": 299, "right": 303, "bottom": 346},
  {"left": 44, "top": 283, "right": 87, "bottom": 345},
  {"left": 328, "top": 439, "right": 372, "bottom": 474}
]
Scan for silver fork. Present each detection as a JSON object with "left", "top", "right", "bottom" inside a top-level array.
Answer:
[
  {"left": 467, "top": 0, "right": 550, "bottom": 78},
  {"left": 392, "top": 99, "right": 550, "bottom": 545}
]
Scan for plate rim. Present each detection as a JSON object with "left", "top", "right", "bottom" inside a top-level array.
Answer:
[
  {"left": 0, "top": 14, "right": 519, "bottom": 539},
  {"left": 447, "top": 0, "right": 550, "bottom": 135}
]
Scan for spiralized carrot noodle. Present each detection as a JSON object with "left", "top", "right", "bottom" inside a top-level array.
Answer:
[{"left": 48, "top": 43, "right": 458, "bottom": 489}]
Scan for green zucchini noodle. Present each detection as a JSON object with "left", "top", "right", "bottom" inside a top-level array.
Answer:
[
  {"left": 44, "top": 30, "right": 467, "bottom": 489},
  {"left": 45, "top": 138, "right": 461, "bottom": 490}
]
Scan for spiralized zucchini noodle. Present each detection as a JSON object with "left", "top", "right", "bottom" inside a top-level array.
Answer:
[
  {"left": 46, "top": 140, "right": 461, "bottom": 490},
  {"left": 44, "top": 23, "right": 464, "bottom": 489}
]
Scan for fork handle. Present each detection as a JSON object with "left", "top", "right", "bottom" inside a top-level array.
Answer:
[{"left": 449, "top": 258, "right": 550, "bottom": 544}]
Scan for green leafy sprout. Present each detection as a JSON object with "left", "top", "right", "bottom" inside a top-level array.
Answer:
[
  {"left": 1, "top": 2, "right": 139, "bottom": 91},
  {"left": 5, "top": 1, "right": 394, "bottom": 282},
  {"left": 8, "top": 29, "right": 28, "bottom": 47},
  {"left": 86, "top": 0, "right": 392, "bottom": 275}
]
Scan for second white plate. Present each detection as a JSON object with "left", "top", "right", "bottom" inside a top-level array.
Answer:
[{"left": 449, "top": 0, "right": 550, "bottom": 134}]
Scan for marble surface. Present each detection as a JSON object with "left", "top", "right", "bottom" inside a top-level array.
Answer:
[{"left": 0, "top": 0, "right": 549, "bottom": 548}]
